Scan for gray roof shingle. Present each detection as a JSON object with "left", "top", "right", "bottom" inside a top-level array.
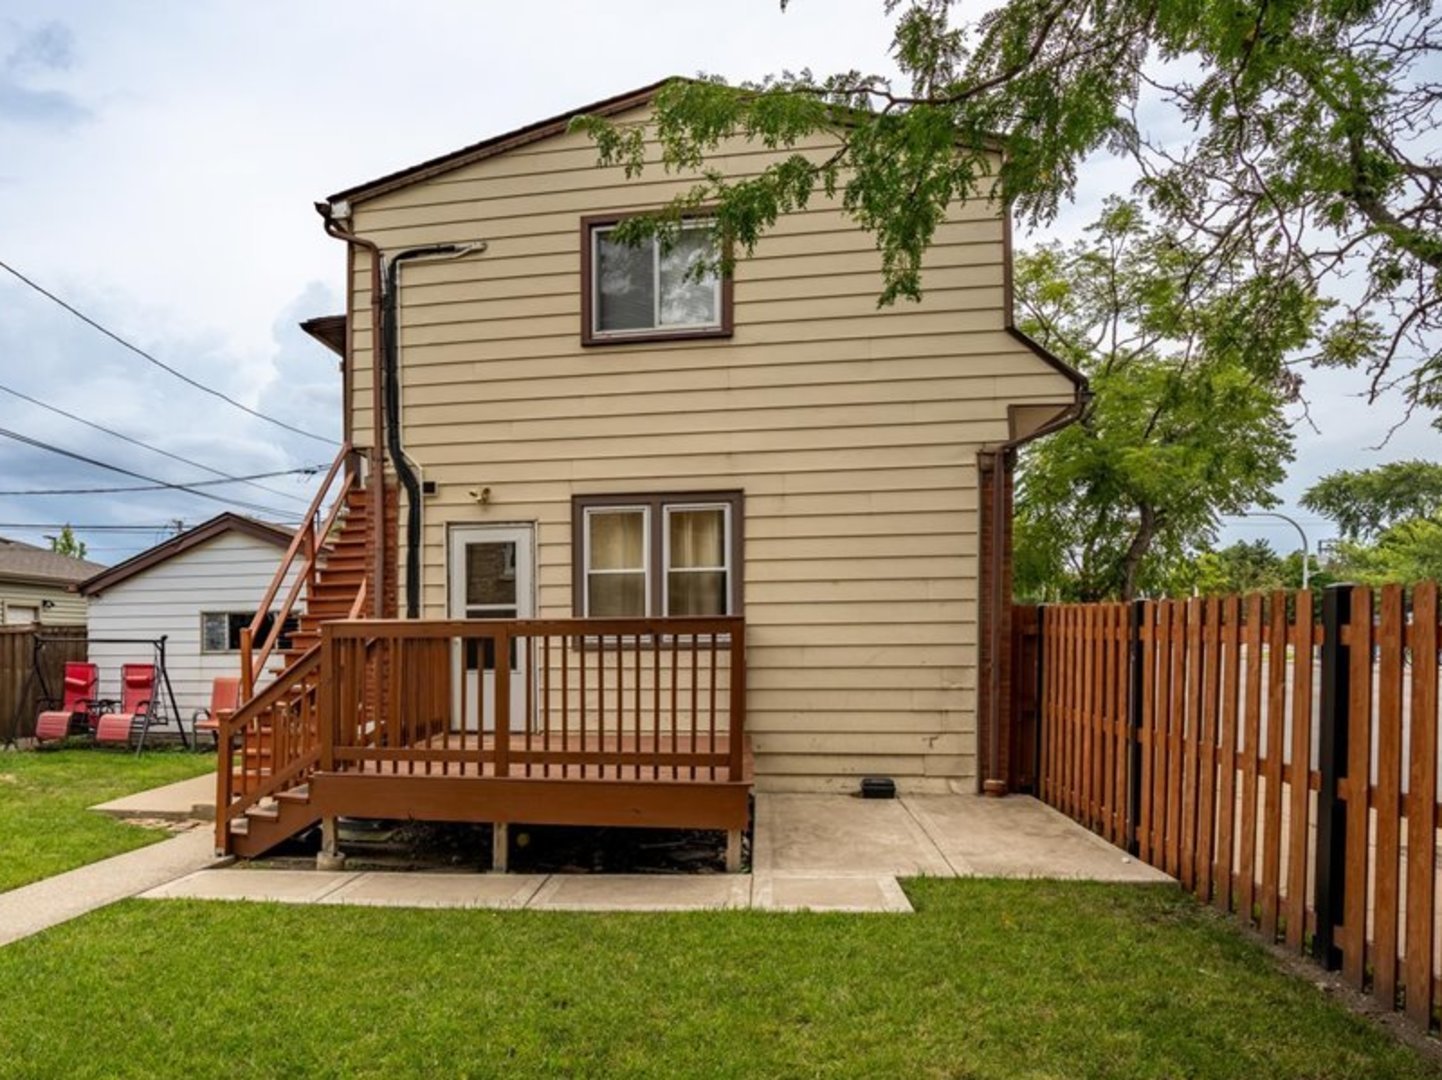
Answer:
[{"left": 0, "top": 537, "right": 107, "bottom": 586}]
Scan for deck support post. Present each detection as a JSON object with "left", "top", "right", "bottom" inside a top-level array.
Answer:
[
  {"left": 725, "top": 828, "right": 743, "bottom": 873},
  {"left": 317, "top": 816, "right": 346, "bottom": 871},
  {"left": 492, "top": 823, "right": 510, "bottom": 873}
]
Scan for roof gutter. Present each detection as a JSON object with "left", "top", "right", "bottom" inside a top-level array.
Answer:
[
  {"left": 382, "top": 243, "right": 484, "bottom": 618},
  {"left": 980, "top": 389, "right": 1091, "bottom": 797},
  {"left": 316, "top": 202, "right": 387, "bottom": 618}
]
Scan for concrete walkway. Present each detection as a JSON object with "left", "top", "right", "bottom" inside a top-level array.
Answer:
[
  {"left": 141, "top": 867, "right": 916, "bottom": 913},
  {"left": 754, "top": 793, "right": 1172, "bottom": 882},
  {"left": 136, "top": 792, "right": 1167, "bottom": 914},
  {"left": 91, "top": 772, "right": 216, "bottom": 822},
  {"left": 0, "top": 828, "right": 217, "bottom": 947}
]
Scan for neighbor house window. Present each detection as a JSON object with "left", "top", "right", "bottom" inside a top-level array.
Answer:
[
  {"left": 201, "top": 611, "right": 297, "bottom": 654},
  {"left": 580, "top": 215, "right": 733, "bottom": 345},
  {"left": 574, "top": 493, "right": 742, "bottom": 617}
]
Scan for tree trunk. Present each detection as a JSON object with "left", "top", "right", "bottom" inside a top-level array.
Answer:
[{"left": 1118, "top": 504, "right": 1158, "bottom": 601}]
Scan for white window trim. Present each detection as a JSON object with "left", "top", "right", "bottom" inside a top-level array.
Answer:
[
  {"left": 661, "top": 502, "right": 733, "bottom": 618},
  {"left": 590, "top": 221, "right": 723, "bottom": 339},
  {"left": 581, "top": 505, "right": 652, "bottom": 618}
]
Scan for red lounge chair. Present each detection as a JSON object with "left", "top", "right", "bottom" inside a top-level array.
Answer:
[
  {"left": 34, "top": 662, "right": 100, "bottom": 744},
  {"left": 94, "top": 664, "right": 157, "bottom": 746},
  {"left": 192, "top": 675, "right": 240, "bottom": 747}
]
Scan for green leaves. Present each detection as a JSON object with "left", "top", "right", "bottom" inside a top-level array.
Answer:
[
  {"left": 1013, "top": 202, "right": 1296, "bottom": 600},
  {"left": 572, "top": 0, "right": 1440, "bottom": 426},
  {"left": 1301, "top": 460, "right": 1442, "bottom": 540}
]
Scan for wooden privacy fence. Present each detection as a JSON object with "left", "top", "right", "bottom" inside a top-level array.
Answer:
[
  {"left": 1, "top": 625, "right": 87, "bottom": 744},
  {"left": 1027, "top": 583, "right": 1442, "bottom": 1032}
]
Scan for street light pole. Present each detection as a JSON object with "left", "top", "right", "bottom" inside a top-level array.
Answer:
[{"left": 1239, "top": 510, "right": 1311, "bottom": 590}]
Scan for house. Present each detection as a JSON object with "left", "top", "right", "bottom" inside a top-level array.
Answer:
[
  {"left": 78, "top": 514, "right": 302, "bottom": 719},
  {"left": 216, "top": 80, "right": 1085, "bottom": 865},
  {"left": 0, "top": 537, "right": 104, "bottom": 626}
]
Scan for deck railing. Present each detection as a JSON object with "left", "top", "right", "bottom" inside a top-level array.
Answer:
[
  {"left": 217, "top": 615, "right": 748, "bottom": 851},
  {"left": 321, "top": 616, "right": 747, "bottom": 783},
  {"left": 239, "top": 441, "right": 356, "bottom": 698},
  {"left": 215, "top": 644, "right": 323, "bottom": 851}
]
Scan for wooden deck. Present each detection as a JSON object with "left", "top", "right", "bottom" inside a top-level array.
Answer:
[{"left": 216, "top": 616, "right": 751, "bottom": 859}]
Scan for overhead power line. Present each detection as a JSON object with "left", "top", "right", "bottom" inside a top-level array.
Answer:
[
  {"left": 0, "top": 465, "right": 321, "bottom": 496},
  {"left": 0, "top": 382, "right": 313, "bottom": 505},
  {"left": 0, "top": 258, "right": 339, "bottom": 447},
  {"left": 0, "top": 522, "right": 204, "bottom": 531},
  {"left": 0, "top": 425, "right": 304, "bottom": 519}
]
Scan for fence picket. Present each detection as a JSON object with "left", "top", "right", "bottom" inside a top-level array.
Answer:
[
  {"left": 1285, "top": 589, "right": 1315, "bottom": 950},
  {"left": 1404, "top": 581, "right": 1437, "bottom": 1027},
  {"left": 1374, "top": 584, "right": 1404, "bottom": 1008},
  {"left": 1341, "top": 586, "right": 1373, "bottom": 987},
  {"left": 1029, "top": 580, "right": 1441, "bottom": 1035},
  {"left": 1215, "top": 595, "right": 1241, "bottom": 914}
]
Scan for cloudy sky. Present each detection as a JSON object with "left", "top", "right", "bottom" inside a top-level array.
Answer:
[{"left": 0, "top": 2, "right": 1433, "bottom": 566}]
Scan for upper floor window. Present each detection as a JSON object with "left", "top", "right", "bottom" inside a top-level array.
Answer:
[{"left": 580, "top": 215, "right": 733, "bottom": 345}]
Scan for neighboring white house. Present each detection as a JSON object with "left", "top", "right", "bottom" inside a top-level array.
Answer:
[{"left": 78, "top": 514, "right": 300, "bottom": 720}]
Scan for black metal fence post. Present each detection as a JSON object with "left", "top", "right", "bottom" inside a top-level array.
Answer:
[
  {"left": 1313, "top": 583, "right": 1352, "bottom": 968},
  {"left": 1127, "top": 599, "right": 1146, "bottom": 856}
]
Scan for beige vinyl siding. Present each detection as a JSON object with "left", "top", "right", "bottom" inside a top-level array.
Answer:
[
  {"left": 0, "top": 580, "right": 87, "bottom": 626},
  {"left": 345, "top": 109, "right": 1075, "bottom": 792}
]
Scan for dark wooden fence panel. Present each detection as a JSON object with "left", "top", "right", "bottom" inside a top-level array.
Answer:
[
  {"left": 1, "top": 625, "right": 88, "bottom": 742},
  {"left": 1032, "top": 583, "right": 1442, "bottom": 1033}
]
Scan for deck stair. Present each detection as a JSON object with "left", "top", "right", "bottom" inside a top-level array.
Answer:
[{"left": 217, "top": 444, "right": 366, "bottom": 854}]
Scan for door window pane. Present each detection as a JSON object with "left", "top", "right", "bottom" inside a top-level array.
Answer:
[{"left": 466, "top": 542, "right": 517, "bottom": 606}]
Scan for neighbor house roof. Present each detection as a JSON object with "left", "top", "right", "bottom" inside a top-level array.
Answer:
[
  {"left": 327, "top": 79, "right": 673, "bottom": 207},
  {"left": 78, "top": 513, "right": 293, "bottom": 597},
  {"left": 0, "top": 538, "right": 107, "bottom": 588}
]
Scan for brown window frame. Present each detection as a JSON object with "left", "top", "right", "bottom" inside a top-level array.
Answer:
[
  {"left": 579, "top": 213, "right": 734, "bottom": 346},
  {"left": 571, "top": 491, "right": 744, "bottom": 617}
]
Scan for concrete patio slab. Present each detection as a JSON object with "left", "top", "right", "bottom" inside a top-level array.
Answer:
[
  {"left": 91, "top": 772, "right": 215, "bottom": 822},
  {"left": 0, "top": 827, "right": 217, "bottom": 947},
  {"left": 320, "top": 872, "right": 546, "bottom": 909},
  {"left": 752, "top": 873, "right": 913, "bottom": 913},
  {"left": 142, "top": 868, "right": 357, "bottom": 903},
  {"left": 752, "top": 793, "right": 953, "bottom": 876},
  {"left": 903, "top": 794, "right": 1173, "bottom": 882},
  {"left": 528, "top": 873, "right": 751, "bottom": 912}
]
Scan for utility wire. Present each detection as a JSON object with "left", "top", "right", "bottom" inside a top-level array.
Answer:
[
  {"left": 0, "top": 381, "right": 315, "bottom": 505},
  {"left": 0, "top": 258, "right": 339, "bottom": 447},
  {"left": 0, "top": 465, "right": 321, "bottom": 496},
  {"left": 0, "top": 425, "right": 304, "bottom": 519},
  {"left": 0, "top": 522, "right": 206, "bottom": 531}
]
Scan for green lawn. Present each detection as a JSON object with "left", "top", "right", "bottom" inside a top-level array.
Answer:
[
  {"left": 0, "top": 749, "right": 215, "bottom": 893},
  {"left": 0, "top": 880, "right": 1433, "bottom": 1079}
]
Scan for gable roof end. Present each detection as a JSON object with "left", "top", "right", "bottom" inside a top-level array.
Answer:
[
  {"left": 78, "top": 513, "right": 294, "bottom": 597},
  {"left": 326, "top": 78, "right": 674, "bottom": 207}
]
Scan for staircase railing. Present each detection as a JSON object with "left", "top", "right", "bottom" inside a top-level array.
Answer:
[
  {"left": 240, "top": 440, "right": 356, "bottom": 698},
  {"left": 214, "top": 644, "right": 324, "bottom": 854}
]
